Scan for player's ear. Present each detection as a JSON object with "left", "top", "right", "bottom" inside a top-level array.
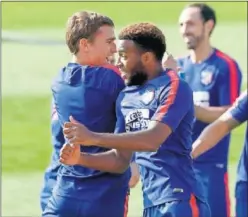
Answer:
[
  {"left": 141, "top": 52, "right": 153, "bottom": 64},
  {"left": 78, "top": 38, "right": 90, "bottom": 52},
  {"left": 205, "top": 20, "right": 214, "bottom": 35}
]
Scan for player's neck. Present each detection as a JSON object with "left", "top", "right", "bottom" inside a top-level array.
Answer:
[
  {"left": 71, "top": 54, "right": 92, "bottom": 66},
  {"left": 189, "top": 42, "right": 214, "bottom": 64},
  {"left": 147, "top": 64, "right": 164, "bottom": 81}
]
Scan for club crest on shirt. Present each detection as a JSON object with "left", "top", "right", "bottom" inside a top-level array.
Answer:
[
  {"left": 201, "top": 70, "right": 213, "bottom": 86},
  {"left": 142, "top": 88, "right": 155, "bottom": 105}
]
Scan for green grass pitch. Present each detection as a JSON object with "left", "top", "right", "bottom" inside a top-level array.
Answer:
[{"left": 2, "top": 2, "right": 247, "bottom": 216}]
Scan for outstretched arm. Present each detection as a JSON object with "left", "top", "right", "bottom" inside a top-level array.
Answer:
[
  {"left": 64, "top": 118, "right": 171, "bottom": 151},
  {"left": 194, "top": 105, "right": 230, "bottom": 123},
  {"left": 192, "top": 91, "right": 247, "bottom": 159},
  {"left": 191, "top": 113, "right": 240, "bottom": 159}
]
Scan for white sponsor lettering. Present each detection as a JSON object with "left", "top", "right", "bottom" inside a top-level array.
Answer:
[{"left": 193, "top": 91, "right": 210, "bottom": 106}]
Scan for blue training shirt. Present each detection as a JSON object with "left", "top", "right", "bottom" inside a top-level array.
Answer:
[
  {"left": 51, "top": 62, "right": 131, "bottom": 200},
  {"left": 115, "top": 69, "right": 205, "bottom": 208},
  {"left": 178, "top": 48, "right": 242, "bottom": 163}
]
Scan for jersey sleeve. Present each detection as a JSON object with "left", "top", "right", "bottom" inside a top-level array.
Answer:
[
  {"left": 152, "top": 72, "right": 193, "bottom": 131},
  {"left": 114, "top": 113, "right": 126, "bottom": 134},
  {"left": 217, "top": 58, "right": 242, "bottom": 106},
  {"left": 229, "top": 91, "right": 248, "bottom": 124}
]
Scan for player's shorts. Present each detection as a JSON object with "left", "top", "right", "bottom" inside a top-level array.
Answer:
[
  {"left": 193, "top": 162, "right": 230, "bottom": 217},
  {"left": 42, "top": 175, "right": 129, "bottom": 217},
  {"left": 40, "top": 166, "right": 60, "bottom": 211},
  {"left": 235, "top": 181, "right": 248, "bottom": 217},
  {"left": 143, "top": 195, "right": 210, "bottom": 217},
  {"left": 40, "top": 173, "right": 56, "bottom": 211},
  {"left": 43, "top": 193, "right": 129, "bottom": 217}
]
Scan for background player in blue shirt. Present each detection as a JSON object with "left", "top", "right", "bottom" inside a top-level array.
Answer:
[
  {"left": 42, "top": 11, "right": 133, "bottom": 217},
  {"left": 164, "top": 3, "right": 242, "bottom": 217},
  {"left": 191, "top": 91, "right": 248, "bottom": 217},
  {"left": 62, "top": 22, "right": 211, "bottom": 217}
]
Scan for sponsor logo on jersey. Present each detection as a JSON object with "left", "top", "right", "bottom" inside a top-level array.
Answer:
[
  {"left": 193, "top": 91, "right": 210, "bottom": 107},
  {"left": 125, "top": 109, "right": 150, "bottom": 132}
]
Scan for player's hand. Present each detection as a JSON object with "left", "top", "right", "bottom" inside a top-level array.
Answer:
[
  {"left": 129, "top": 162, "right": 140, "bottom": 188},
  {"left": 63, "top": 116, "right": 95, "bottom": 146},
  {"left": 59, "top": 143, "right": 81, "bottom": 165},
  {"left": 162, "top": 53, "right": 181, "bottom": 73}
]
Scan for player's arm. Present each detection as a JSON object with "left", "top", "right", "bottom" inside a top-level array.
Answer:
[
  {"left": 60, "top": 144, "right": 132, "bottom": 174},
  {"left": 79, "top": 148, "right": 132, "bottom": 174},
  {"left": 192, "top": 91, "right": 247, "bottom": 159},
  {"left": 194, "top": 105, "right": 230, "bottom": 123},
  {"left": 129, "top": 155, "right": 140, "bottom": 188},
  {"left": 60, "top": 107, "right": 133, "bottom": 173},
  {"left": 64, "top": 116, "right": 169, "bottom": 151},
  {"left": 191, "top": 113, "right": 240, "bottom": 158},
  {"left": 64, "top": 75, "right": 191, "bottom": 152},
  {"left": 195, "top": 60, "right": 242, "bottom": 123}
]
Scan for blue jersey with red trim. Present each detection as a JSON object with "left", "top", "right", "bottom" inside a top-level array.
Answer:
[
  {"left": 116, "top": 70, "right": 205, "bottom": 208},
  {"left": 51, "top": 62, "right": 131, "bottom": 200},
  {"left": 229, "top": 91, "right": 248, "bottom": 184},
  {"left": 178, "top": 49, "right": 242, "bottom": 163}
]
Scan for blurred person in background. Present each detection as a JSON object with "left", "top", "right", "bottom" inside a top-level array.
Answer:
[
  {"left": 41, "top": 10, "right": 137, "bottom": 217},
  {"left": 163, "top": 3, "right": 242, "bottom": 217},
  {"left": 191, "top": 91, "right": 248, "bottom": 217}
]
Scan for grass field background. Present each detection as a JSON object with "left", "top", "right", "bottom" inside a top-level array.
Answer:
[{"left": 2, "top": 2, "right": 247, "bottom": 216}]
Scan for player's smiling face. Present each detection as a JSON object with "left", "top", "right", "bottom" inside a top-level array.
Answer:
[
  {"left": 179, "top": 7, "right": 206, "bottom": 50},
  {"left": 80, "top": 25, "right": 116, "bottom": 65},
  {"left": 117, "top": 40, "right": 148, "bottom": 86}
]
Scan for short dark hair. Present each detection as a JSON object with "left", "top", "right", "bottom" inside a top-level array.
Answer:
[
  {"left": 187, "top": 3, "right": 216, "bottom": 35},
  {"left": 66, "top": 11, "right": 114, "bottom": 54},
  {"left": 118, "top": 22, "right": 166, "bottom": 61}
]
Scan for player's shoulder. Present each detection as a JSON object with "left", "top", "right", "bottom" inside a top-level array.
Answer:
[
  {"left": 90, "top": 64, "right": 123, "bottom": 84},
  {"left": 229, "top": 90, "right": 248, "bottom": 120},
  {"left": 53, "top": 62, "right": 82, "bottom": 85},
  {"left": 213, "top": 48, "right": 239, "bottom": 66},
  {"left": 157, "top": 69, "right": 192, "bottom": 94},
  {"left": 53, "top": 63, "right": 124, "bottom": 91},
  {"left": 161, "top": 69, "right": 188, "bottom": 86}
]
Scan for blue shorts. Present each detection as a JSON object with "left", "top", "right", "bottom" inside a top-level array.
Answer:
[
  {"left": 42, "top": 174, "right": 129, "bottom": 217},
  {"left": 143, "top": 195, "right": 210, "bottom": 217},
  {"left": 40, "top": 166, "right": 60, "bottom": 211},
  {"left": 235, "top": 181, "right": 248, "bottom": 217},
  {"left": 43, "top": 193, "right": 129, "bottom": 217},
  {"left": 193, "top": 162, "right": 230, "bottom": 217}
]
